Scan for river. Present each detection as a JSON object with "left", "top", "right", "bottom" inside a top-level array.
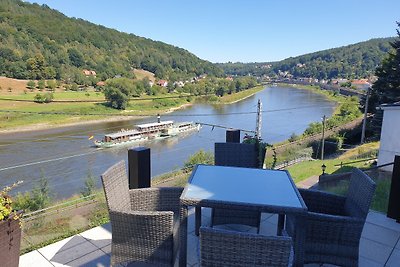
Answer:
[{"left": 0, "top": 85, "right": 335, "bottom": 199}]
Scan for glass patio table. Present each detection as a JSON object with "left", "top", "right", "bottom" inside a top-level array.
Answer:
[{"left": 179, "top": 164, "right": 308, "bottom": 267}]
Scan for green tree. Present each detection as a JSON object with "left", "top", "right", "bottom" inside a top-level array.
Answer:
[
  {"left": 30, "top": 174, "right": 51, "bottom": 210},
  {"left": 37, "top": 79, "right": 46, "bottom": 89},
  {"left": 34, "top": 93, "right": 44, "bottom": 103},
  {"left": 68, "top": 48, "right": 85, "bottom": 67},
  {"left": 104, "top": 78, "right": 136, "bottom": 109},
  {"left": 27, "top": 80, "right": 36, "bottom": 89},
  {"left": 34, "top": 93, "right": 53, "bottom": 103},
  {"left": 14, "top": 173, "right": 52, "bottom": 212},
  {"left": 81, "top": 171, "right": 96, "bottom": 197},
  {"left": 46, "top": 80, "right": 56, "bottom": 91},
  {"left": 369, "top": 22, "right": 400, "bottom": 135},
  {"left": 104, "top": 86, "right": 129, "bottom": 109}
]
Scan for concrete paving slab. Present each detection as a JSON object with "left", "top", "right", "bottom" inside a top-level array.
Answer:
[
  {"left": 100, "top": 243, "right": 111, "bottom": 255},
  {"left": 264, "top": 213, "right": 278, "bottom": 225},
  {"left": 40, "top": 235, "right": 99, "bottom": 265},
  {"left": 37, "top": 235, "right": 75, "bottom": 260},
  {"left": 359, "top": 237, "right": 393, "bottom": 264},
  {"left": 187, "top": 233, "right": 200, "bottom": 266},
  {"left": 358, "top": 256, "right": 383, "bottom": 267},
  {"left": 386, "top": 248, "right": 400, "bottom": 267},
  {"left": 67, "top": 248, "right": 110, "bottom": 267},
  {"left": 260, "top": 212, "right": 274, "bottom": 222},
  {"left": 259, "top": 221, "right": 279, "bottom": 236},
  {"left": 362, "top": 222, "right": 400, "bottom": 247},
  {"left": 79, "top": 224, "right": 112, "bottom": 249},
  {"left": 19, "top": 250, "right": 53, "bottom": 267},
  {"left": 367, "top": 211, "right": 400, "bottom": 232}
]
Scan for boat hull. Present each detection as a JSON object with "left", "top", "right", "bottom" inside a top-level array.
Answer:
[{"left": 94, "top": 122, "right": 200, "bottom": 148}]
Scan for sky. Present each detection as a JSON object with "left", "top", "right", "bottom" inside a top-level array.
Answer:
[{"left": 26, "top": 0, "right": 400, "bottom": 63}]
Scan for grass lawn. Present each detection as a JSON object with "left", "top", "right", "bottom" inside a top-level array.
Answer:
[
  {"left": 287, "top": 142, "right": 379, "bottom": 183},
  {"left": 286, "top": 141, "right": 390, "bottom": 213},
  {"left": 216, "top": 85, "right": 265, "bottom": 104}
]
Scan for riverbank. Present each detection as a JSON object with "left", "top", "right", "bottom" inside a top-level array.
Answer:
[{"left": 0, "top": 86, "right": 264, "bottom": 134}]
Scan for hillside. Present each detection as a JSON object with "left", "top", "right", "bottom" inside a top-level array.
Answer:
[
  {"left": 218, "top": 37, "right": 396, "bottom": 79},
  {"left": 0, "top": 0, "right": 222, "bottom": 83}
]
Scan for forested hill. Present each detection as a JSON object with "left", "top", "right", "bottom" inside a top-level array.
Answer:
[
  {"left": 218, "top": 37, "right": 396, "bottom": 80},
  {"left": 0, "top": 0, "right": 222, "bottom": 82}
]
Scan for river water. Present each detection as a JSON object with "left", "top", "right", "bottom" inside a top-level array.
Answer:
[{"left": 0, "top": 85, "right": 335, "bottom": 199}]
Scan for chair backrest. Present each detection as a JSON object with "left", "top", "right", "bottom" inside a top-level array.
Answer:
[
  {"left": 101, "top": 160, "right": 131, "bottom": 211},
  {"left": 200, "top": 227, "right": 292, "bottom": 267},
  {"left": 345, "top": 168, "right": 376, "bottom": 219},
  {"left": 214, "top": 142, "right": 258, "bottom": 168}
]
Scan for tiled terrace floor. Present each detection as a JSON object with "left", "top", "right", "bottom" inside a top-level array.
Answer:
[{"left": 19, "top": 208, "right": 400, "bottom": 267}]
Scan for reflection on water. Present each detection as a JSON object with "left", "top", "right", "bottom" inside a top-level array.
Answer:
[{"left": 0, "top": 86, "right": 335, "bottom": 199}]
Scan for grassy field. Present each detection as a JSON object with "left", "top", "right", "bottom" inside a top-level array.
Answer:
[
  {"left": 133, "top": 69, "right": 155, "bottom": 82},
  {"left": 0, "top": 79, "right": 266, "bottom": 131},
  {"left": 287, "top": 142, "right": 379, "bottom": 183},
  {"left": 286, "top": 141, "right": 390, "bottom": 213}
]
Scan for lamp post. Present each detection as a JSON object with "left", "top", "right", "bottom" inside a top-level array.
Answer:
[{"left": 321, "top": 163, "right": 326, "bottom": 175}]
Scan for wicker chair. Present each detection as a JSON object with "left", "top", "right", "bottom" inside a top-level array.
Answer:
[
  {"left": 200, "top": 226, "right": 293, "bottom": 267},
  {"left": 286, "top": 168, "right": 376, "bottom": 266},
  {"left": 101, "top": 160, "right": 183, "bottom": 266},
  {"left": 211, "top": 142, "right": 261, "bottom": 231}
]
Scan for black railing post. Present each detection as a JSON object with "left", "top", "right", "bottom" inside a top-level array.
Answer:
[
  {"left": 226, "top": 129, "right": 240, "bottom": 143},
  {"left": 128, "top": 147, "right": 151, "bottom": 189},
  {"left": 387, "top": 155, "right": 400, "bottom": 222}
]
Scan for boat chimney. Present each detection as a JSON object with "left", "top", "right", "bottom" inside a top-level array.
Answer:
[{"left": 157, "top": 114, "right": 161, "bottom": 123}]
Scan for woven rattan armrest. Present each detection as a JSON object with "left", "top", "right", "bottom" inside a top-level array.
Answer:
[{"left": 299, "top": 188, "right": 346, "bottom": 215}]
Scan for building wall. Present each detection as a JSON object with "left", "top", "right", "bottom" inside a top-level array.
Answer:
[{"left": 378, "top": 106, "right": 400, "bottom": 171}]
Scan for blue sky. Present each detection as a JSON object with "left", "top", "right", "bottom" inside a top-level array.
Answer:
[{"left": 26, "top": 0, "right": 399, "bottom": 63}]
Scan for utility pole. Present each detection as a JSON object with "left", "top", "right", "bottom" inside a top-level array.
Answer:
[
  {"left": 361, "top": 87, "right": 370, "bottom": 144},
  {"left": 321, "top": 115, "right": 326, "bottom": 160},
  {"left": 255, "top": 99, "right": 262, "bottom": 140}
]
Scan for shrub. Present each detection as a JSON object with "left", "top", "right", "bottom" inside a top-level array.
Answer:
[
  {"left": 81, "top": 172, "right": 96, "bottom": 197},
  {"left": 37, "top": 80, "right": 46, "bottom": 89},
  {"left": 27, "top": 80, "right": 36, "bottom": 89},
  {"left": 184, "top": 150, "right": 214, "bottom": 169}
]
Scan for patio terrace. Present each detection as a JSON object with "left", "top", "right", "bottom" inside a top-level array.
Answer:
[{"left": 19, "top": 207, "right": 400, "bottom": 266}]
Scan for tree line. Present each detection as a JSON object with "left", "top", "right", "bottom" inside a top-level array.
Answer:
[
  {"left": 218, "top": 37, "right": 395, "bottom": 80},
  {"left": 0, "top": 0, "right": 222, "bottom": 84},
  {"left": 104, "top": 76, "right": 257, "bottom": 109}
]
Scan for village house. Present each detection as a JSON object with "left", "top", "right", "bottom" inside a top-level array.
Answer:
[
  {"left": 96, "top": 81, "right": 105, "bottom": 87},
  {"left": 173, "top": 81, "right": 185, "bottom": 87},
  {"left": 82, "top": 69, "right": 96, "bottom": 76},
  {"left": 157, "top": 80, "right": 168, "bottom": 87},
  {"left": 351, "top": 79, "right": 371, "bottom": 90}
]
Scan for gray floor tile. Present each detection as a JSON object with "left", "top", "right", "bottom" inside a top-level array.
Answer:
[
  {"left": 358, "top": 256, "right": 383, "bottom": 267},
  {"left": 100, "top": 243, "right": 111, "bottom": 255},
  {"left": 386, "top": 248, "right": 400, "bottom": 267},
  {"left": 260, "top": 212, "right": 274, "bottom": 222},
  {"left": 66, "top": 248, "right": 110, "bottom": 267},
  {"left": 79, "top": 224, "right": 112, "bottom": 249},
  {"left": 19, "top": 250, "right": 54, "bottom": 267},
  {"left": 44, "top": 235, "right": 100, "bottom": 265},
  {"left": 187, "top": 233, "right": 200, "bottom": 266},
  {"left": 362, "top": 222, "right": 400, "bottom": 247},
  {"left": 264, "top": 213, "right": 278, "bottom": 225},
  {"left": 259, "top": 221, "right": 278, "bottom": 236},
  {"left": 359, "top": 237, "right": 392, "bottom": 264},
  {"left": 366, "top": 211, "right": 400, "bottom": 232}
]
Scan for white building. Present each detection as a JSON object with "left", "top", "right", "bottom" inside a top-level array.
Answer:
[{"left": 378, "top": 102, "right": 400, "bottom": 171}]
